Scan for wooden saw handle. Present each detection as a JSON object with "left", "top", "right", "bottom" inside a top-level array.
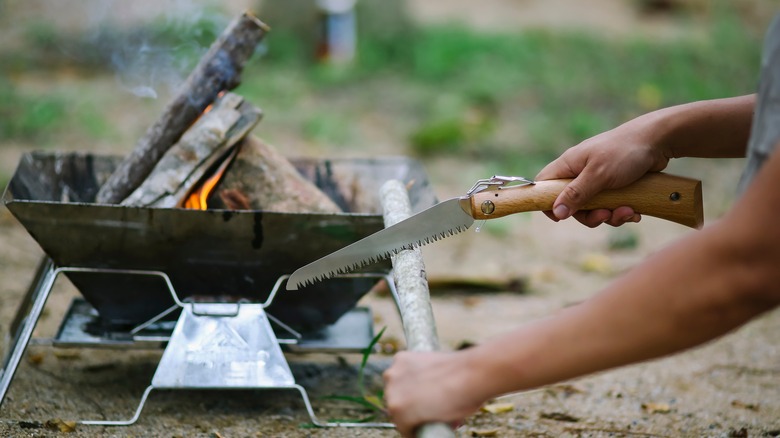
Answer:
[{"left": 469, "top": 172, "right": 703, "bottom": 228}]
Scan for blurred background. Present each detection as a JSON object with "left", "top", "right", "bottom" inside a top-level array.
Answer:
[{"left": 0, "top": 0, "right": 773, "bottom": 197}]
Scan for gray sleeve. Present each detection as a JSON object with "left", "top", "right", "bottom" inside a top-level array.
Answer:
[{"left": 738, "top": 14, "right": 780, "bottom": 195}]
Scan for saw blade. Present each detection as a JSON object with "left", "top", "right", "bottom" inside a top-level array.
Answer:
[{"left": 287, "top": 197, "right": 474, "bottom": 290}]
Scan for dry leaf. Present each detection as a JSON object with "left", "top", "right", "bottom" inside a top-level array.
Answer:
[
  {"left": 27, "top": 352, "right": 44, "bottom": 365},
  {"left": 641, "top": 402, "right": 671, "bottom": 414},
  {"left": 462, "top": 296, "right": 482, "bottom": 308},
  {"left": 53, "top": 350, "right": 81, "bottom": 360},
  {"left": 481, "top": 402, "right": 514, "bottom": 414},
  {"left": 546, "top": 383, "right": 586, "bottom": 398},
  {"left": 731, "top": 400, "right": 759, "bottom": 411},
  {"left": 539, "top": 411, "right": 580, "bottom": 422},
  {"left": 531, "top": 267, "right": 557, "bottom": 284},
  {"left": 45, "top": 418, "right": 76, "bottom": 433},
  {"left": 579, "top": 253, "right": 612, "bottom": 274},
  {"left": 455, "top": 340, "right": 477, "bottom": 350},
  {"left": 471, "top": 427, "right": 500, "bottom": 436},
  {"left": 728, "top": 427, "right": 748, "bottom": 438},
  {"left": 18, "top": 421, "right": 42, "bottom": 429}
]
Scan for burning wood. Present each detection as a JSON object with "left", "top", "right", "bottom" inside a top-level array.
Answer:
[
  {"left": 96, "top": 12, "right": 270, "bottom": 205},
  {"left": 206, "top": 135, "right": 342, "bottom": 213},
  {"left": 120, "top": 91, "right": 341, "bottom": 213},
  {"left": 95, "top": 11, "right": 344, "bottom": 216},
  {"left": 121, "top": 92, "right": 261, "bottom": 208}
]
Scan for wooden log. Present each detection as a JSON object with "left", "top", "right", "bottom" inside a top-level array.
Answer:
[
  {"left": 96, "top": 12, "right": 270, "bottom": 204},
  {"left": 380, "top": 180, "right": 454, "bottom": 438},
  {"left": 120, "top": 92, "right": 262, "bottom": 208},
  {"left": 207, "top": 135, "right": 343, "bottom": 213}
]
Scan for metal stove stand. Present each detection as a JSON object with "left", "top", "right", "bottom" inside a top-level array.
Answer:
[{"left": 0, "top": 258, "right": 396, "bottom": 428}]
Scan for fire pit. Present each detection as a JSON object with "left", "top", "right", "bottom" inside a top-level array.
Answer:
[{"left": 0, "top": 151, "right": 437, "bottom": 426}]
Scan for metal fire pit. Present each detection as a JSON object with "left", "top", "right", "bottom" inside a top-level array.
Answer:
[{"left": 0, "top": 151, "right": 437, "bottom": 427}]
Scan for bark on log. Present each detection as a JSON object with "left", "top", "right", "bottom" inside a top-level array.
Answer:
[
  {"left": 120, "top": 92, "right": 262, "bottom": 208},
  {"left": 380, "top": 180, "right": 454, "bottom": 438},
  {"left": 96, "top": 12, "right": 270, "bottom": 204},
  {"left": 207, "top": 135, "right": 342, "bottom": 213}
]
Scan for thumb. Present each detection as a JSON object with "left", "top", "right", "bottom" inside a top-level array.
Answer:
[{"left": 551, "top": 170, "right": 604, "bottom": 220}]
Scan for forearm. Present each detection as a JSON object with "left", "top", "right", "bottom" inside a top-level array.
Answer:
[
  {"left": 466, "top": 147, "right": 780, "bottom": 398},
  {"left": 642, "top": 94, "right": 755, "bottom": 159}
]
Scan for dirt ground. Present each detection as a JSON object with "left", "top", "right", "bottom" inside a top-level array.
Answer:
[
  {"left": 2, "top": 154, "right": 780, "bottom": 438},
  {"left": 2, "top": 1, "right": 780, "bottom": 437}
]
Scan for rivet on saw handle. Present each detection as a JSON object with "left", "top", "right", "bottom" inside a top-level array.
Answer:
[{"left": 481, "top": 200, "right": 496, "bottom": 215}]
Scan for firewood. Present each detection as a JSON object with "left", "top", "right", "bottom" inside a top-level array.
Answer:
[
  {"left": 207, "top": 136, "right": 342, "bottom": 213},
  {"left": 95, "top": 12, "right": 270, "bottom": 204},
  {"left": 380, "top": 179, "right": 454, "bottom": 438},
  {"left": 120, "top": 92, "right": 261, "bottom": 208}
]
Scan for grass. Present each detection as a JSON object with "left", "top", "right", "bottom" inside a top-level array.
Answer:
[
  {"left": 0, "top": 79, "right": 67, "bottom": 142},
  {"left": 238, "top": 8, "right": 760, "bottom": 175},
  {"left": 0, "top": 78, "right": 119, "bottom": 146},
  {"left": 0, "top": 5, "right": 762, "bottom": 179},
  {"left": 312, "top": 327, "right": 389, "bottom": 426}
]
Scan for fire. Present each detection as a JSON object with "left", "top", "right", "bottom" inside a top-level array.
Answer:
[
  {"left": 183, "top": 148, "right": 236, "bottom": 210},
  {"left": 199, "top": 91, "right": 225, "bottom": 117},
  {"left": 182, "top": 91, "right": 233, "bottom": 210}
]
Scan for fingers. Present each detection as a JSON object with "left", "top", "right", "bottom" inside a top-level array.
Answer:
[
  {"left": 383, "top": 352, "right": 468, "bottom": 437},
  {"left": 383, "top": 353, "right": 417, "bottom": 437},
  {"left": 542, "top": 210, "right": 559, "bottom": 222},
  {"left": 535, "top": 154, "right": 579, "bottom": 182},
  {"left": 571, "top": 208, "right": 641, "bottom": 227},
  {"left": 551, "top": 169, "right": 605, "bottom": 220},
  {"left": 572, "top": 209, "right": 612, "bottom": 228},
  {"left": 604, "top": 206, "right": 641, "bottom": 227},
  {"left": 540, "top": 161, "right": 636, "bottom": 226}
]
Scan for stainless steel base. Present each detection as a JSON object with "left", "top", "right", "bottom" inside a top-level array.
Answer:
[{"left": 0, "top": 262, "right": 396, "bottom": 428}]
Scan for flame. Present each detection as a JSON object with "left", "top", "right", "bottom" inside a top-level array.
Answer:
[
  {"left": 182, "top": 91, "right": 234, "bottom": 210},
  {"left": 183, "top": 148, "right": 237, "bottom": 210},
  {"left": 189, "top": 91, "right": 222, "bottom": 126}
]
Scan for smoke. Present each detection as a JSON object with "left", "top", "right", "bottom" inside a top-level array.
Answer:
[
  {"left": 110, "top": 39, "right": 201, "bottom": 100},
  {"left": 78, "top": 0, "right": 232, "bottom": 99}
]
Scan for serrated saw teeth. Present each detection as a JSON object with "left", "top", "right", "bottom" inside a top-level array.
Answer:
[
  {"left": 288, "top": 200, "right": 474, "bottom": 290},
  {"left": 315, "top": 227, "right": 466, "bottom": 282}
]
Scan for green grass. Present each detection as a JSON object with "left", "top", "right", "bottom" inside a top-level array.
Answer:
[
  {"left": 0, "top": 79, "right": 67, "bottom": 142},
  {"left": 0, "top": 78, "right": 118, "bottom": 144},
  {"left": 0, "top": 6, "right": 762, "bottom": 171},
  {"left": 237, "top": 9, "right": 760, "bottom": 171}
]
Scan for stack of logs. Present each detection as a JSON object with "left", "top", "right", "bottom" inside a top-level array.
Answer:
[{"left": 96, "top": 11, "right": 340, "bottom": 215}]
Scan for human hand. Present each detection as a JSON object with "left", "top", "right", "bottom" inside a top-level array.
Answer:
[
  {"left": 535, "top": 118, "right": 670, "bottom": 227},
  {"left": 383, "top": 351, "right": 486, "bottom": 437}
]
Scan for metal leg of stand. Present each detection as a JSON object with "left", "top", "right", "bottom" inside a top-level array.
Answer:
[
  {"left": 0, "top": 258, "right": 57, "bottom": 406},
  {"left": 3, "top": 268, "right": 397, "bottom": 428},
  {"left": 80, "top": 386, "right": 153, "bottom": 426}
]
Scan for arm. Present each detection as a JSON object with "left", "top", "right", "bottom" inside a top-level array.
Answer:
[
  {"left": 536, "top": 95, "right": 755, "bottom": 227},
  {"left": 384, "top": 139, "right": 780, "bottom": 437}
]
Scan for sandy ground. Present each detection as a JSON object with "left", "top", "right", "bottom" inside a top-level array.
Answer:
[
  {"left": 2, "top": 155, "right": 780, "bottom": 437},
  {"left": 2, "top": 1, "right": 780, "bottom": 437}
]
